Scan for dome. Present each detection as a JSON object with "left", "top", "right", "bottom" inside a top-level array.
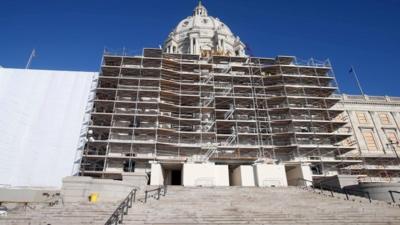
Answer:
[{"left": 163, "top": 1, "right": 246, "bottom": 57}]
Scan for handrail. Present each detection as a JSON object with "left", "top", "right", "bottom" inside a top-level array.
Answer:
[
  {"left": 342, "top": 187, "right": 371, "bottom": 203},
  {"left": 388, "top": 190, "right": 400, "bottom": 203},
  {"left": 105, "top": 188, "right": 137, "bottom": 225},
  {"left": 295, "top": 178, "right": 372, "bottom": 203},
  {"left": 104, "top": 185, "right": 167, "bottom": 225},
  {"left": 315, "top": 179, "right": 372, "bottom": 203},
  {"left": 144, "top": 185, "right": 167, "bottom": 203}
]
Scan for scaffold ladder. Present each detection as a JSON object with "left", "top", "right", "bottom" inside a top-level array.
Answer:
[
  {"left": 203, "top": 145, "right": 218, "bottom": 162},
  {"left": 203, "top": 119, "right": 215, "bottom": 132},
  {"left": 224, "top": 105, "right": 235, "bottom": 120},
  {"left": 202, "top": 94, "right": 215, "bottom": 107},
  {"left": 225, "top": 132, "right": 237, "bottom": 146}
]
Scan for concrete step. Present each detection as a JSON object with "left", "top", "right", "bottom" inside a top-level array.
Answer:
[{"left": 1, "top": 186, "right": 400, "bottom": 225}]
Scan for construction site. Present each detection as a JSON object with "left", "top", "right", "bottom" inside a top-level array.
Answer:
[
  {"left": 75, "top": 1, "right": 367, "bottom": 187},
  {"left": 79, "top": 45, "right": 360, "bottom": 186},
  {"left": 2, "top": 2, "right": 400, "bottom": 225}
]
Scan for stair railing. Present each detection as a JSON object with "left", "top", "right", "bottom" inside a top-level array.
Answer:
[
  {"left": 342, "top": 188, "right": 371, "bottom": 203},
  {"left": 295, "top": 178, "right": 372, "bottom": 203},
  {"left": 105, "top": 185, "right": 167, "bottom": 225},
  {"left": 388, "top": 190, "right": 400, "bottom": 203},
  {"left": 105, "top": 188, "right": 137, "bottom": 225},
  {"left": 144, "top": 185, "right": 167, "bottom": 203}
]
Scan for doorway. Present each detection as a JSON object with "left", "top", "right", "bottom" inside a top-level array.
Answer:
[
  {"left": 171, "top": 170, "right": 182, "bottom": 185},
  {"left": 162, "top": 163, "right": 183, "bottom": 186},
  {"left": 285, "top": 164, "right": 313, "bottom": 186}
]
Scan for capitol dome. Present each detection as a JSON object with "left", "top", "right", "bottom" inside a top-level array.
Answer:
[{"left": 163, "top": 1, "right": 246, "bottom": 57}]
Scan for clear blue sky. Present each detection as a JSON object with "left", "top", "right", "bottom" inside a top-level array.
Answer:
[{"left": 1, "top": 0, "right": 400, "bottom": 96}]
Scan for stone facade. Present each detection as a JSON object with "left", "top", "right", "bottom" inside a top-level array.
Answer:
[{"left": 336, "top": 94, "right": 400, "bottom": 182}]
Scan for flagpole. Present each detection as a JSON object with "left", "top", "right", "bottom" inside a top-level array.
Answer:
[
  {"left": 350, "top": 66, "right": 365, "bottom": 96},
  {"left": 25, "top": 49, "right": 36, "bottom": 69}
]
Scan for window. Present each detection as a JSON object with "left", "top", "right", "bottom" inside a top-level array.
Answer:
[
  {"left": 379, "top": 113, "right": 391, "bottom": 125},
  {"left": 386, "top": 131, "right": 398, "bottom": 151},
  {"left": 362, "top": 130, "right": 378, "bottom": 151},
  {"left": 356, "top": 112, "right": 368, "bottom": 124},
  {"left": 310, "top": 164, "right": 323, "bottom": 175}
]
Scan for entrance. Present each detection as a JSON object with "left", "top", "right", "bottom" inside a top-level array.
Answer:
[
  {"left": 171, "top": 170, "right": 182, "bottom": 185},
  {"left": 228, "top": 165, "right": 239, "bottom": 186},
  {"left": 163, "top": 164, "right": 183, "bottom": 186},
  {"left": 285, "top": 164, "right": 313, "bottom": 186}
]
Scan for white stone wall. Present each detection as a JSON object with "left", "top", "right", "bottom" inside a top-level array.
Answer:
[
  {"left": 150, "top": 162, "right": 164, "bottom": 186},
  {"left": 182, "top": 163, "right": 229, "bottom": 186},
  {"left": 231, "top": 166, "right": 255, "bottom": 186},
  {"left": 339, "top": 95, "right": 400, "bottom": 155},
  {"left": 253, "top": 164, "right": 288, "bottom": 187},
  {"left": 286, "top": 164, "right": 312, "bottom": 186}
]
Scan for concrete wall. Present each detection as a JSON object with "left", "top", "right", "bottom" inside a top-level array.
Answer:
[
  {"left": 122, "top": 172, "right": 148, "bottom": 191},
  {"left": 0, "top": 187, "right": 60, "bottom": 203},
  {"left": 61, "top": 176, "right": 136, "bottom": 203},
  {"left": 313, "top": 175, "right": 359, "bottom": 189},
  {"left": 301, "top": 164, "right": 313, "bottom": 184},
  {"left": 231, "top": 166, "right": 255, "bottom": 186},
  {"left": 182, "top": 163, "right": 229, "bottom": 186},
  {"left": 286, "top": 165, "right": 303, "bottom": 186},
  {"left": 254, "top": 164, "right": 287, "bottom": 187},
  {"left": 150, "top": 162, "right": 164, "bottom": 186},
  {"left": 337, "top": 175, "right": 359, "bottom": 188},
  {"left": 286, "top": 164, "right": 313, "bottom": 186}
]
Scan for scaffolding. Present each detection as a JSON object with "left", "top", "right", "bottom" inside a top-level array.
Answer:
[{"left": 80, "top": 48, "right": 356, "bottom": 180}]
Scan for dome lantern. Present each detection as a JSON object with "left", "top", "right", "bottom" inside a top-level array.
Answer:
[{"left": 193, "top": 1, "right": 208, "bottom": 17}]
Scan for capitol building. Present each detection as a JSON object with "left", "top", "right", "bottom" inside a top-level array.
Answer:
[
  {"left": 1, "top": 2, "right": 400, "bottom": 225},
  {"left": 0, "top": 1, "right": 399, "bottom": 191},
  {"left": 77, "top": 2, "right": 400, "bottom": 187}
]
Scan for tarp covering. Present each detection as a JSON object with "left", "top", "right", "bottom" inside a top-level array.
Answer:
[{"left": 0, "top": 68, "right": 97, "bottom": 188}]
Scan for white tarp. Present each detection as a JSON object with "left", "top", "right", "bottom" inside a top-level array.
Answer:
[{"left": 0, "top": 68, "right": 97, "bottom": 188}]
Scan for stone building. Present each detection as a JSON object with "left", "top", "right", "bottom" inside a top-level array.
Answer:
[
  {"left": 0, "top": 2, "right": 399, "bottom": 190},
  {"left": 337, "top": 94, "right": 400, "bottom": 182},
  {"left": 79, "top": 2, "right": 358, "bottom": 187}
]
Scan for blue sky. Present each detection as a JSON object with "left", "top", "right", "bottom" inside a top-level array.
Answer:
[{"left": 1, "top": 0, "right": 400, "bottom": 96}]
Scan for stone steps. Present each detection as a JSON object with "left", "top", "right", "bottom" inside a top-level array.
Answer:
[
  {"left": 1, "top": 186, "right": 400, "bottom": 225},
  {"left": 120, "top": 186, "right": 400, "bottom": 225}
]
